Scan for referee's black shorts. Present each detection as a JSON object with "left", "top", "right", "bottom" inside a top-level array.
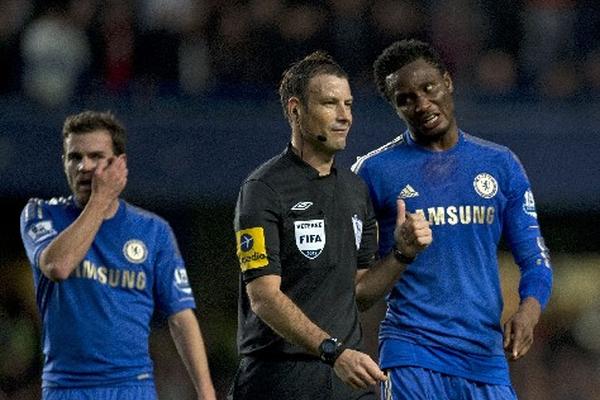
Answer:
[{"left": 228, "top": 354, "right": 377, "bottom": 400}]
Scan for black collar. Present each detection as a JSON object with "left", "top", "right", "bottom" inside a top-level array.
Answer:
[{"left": 284, "top": 143, "right": 337, "bottom": 180}]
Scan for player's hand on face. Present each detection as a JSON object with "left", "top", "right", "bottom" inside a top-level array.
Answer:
[
  {"left": 503, "top": 297, "right": 541, "bottom": 361},
  {"left": 393, "top": 199, "right": 432, "bottom": 258},
  {"left": 333, "top": 349, "right": 387, "bottom": 390},
  {"left": 91, "top": 155, "right": 128, "bottom": 203}
]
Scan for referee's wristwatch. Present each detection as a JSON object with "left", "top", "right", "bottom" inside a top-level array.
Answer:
[
  {"left": 392, "top": 245, "right": 416, "bottom": 264},
  {"left": 318, "top": 337, "right": 343, "bottom": 366}
]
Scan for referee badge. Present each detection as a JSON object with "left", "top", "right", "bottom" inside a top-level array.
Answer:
[{"left": 294, "top": 219, "right": 326, "bottom": 259}]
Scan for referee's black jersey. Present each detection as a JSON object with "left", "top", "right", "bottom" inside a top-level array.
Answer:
[{"left": 234, "top": 145, "right": 379, "bottom": 357}]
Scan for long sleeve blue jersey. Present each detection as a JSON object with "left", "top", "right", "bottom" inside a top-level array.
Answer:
[{"left": 352, "top": 130, "right": 552, "bottom": 384}]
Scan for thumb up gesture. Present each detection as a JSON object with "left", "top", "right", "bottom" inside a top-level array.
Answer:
[{"left": 393, "top": 199, "right": 432, "bottom": 259}]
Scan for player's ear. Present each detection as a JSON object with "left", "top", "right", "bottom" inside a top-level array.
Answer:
[{"left": 443, "top": 72, "right": 453, "bottom": 94}]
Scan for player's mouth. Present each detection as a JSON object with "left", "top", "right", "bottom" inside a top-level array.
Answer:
[
  {"left": 420, "top": 113, "right": 441, "bottom": 130},
  {"left": 77, "top": 179, "right": 92, "bottom": 191}
]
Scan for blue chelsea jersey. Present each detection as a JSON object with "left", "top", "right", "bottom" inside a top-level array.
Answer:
[
  {"left": 353, "top": 131, "right": 552, "bottom": 385},
  {"left": 20, "top": 197, "right": 196, "bottom": 387}
]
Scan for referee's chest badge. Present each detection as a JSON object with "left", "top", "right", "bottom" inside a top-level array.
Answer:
[{"left": 294, "top": 219, "right": 326, "bottom": 259}]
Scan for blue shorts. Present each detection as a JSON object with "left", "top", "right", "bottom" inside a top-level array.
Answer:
[
  {"left": 382, "top": 367, "right": 517, "bottom": 400},
  {"left": 42, "top": 384, "right": 157, "bottom": 400}
]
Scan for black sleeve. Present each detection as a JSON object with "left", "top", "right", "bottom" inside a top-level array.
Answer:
[
  {"left": 357, "top": 184, "right": 379, "bottom": 269},
  {"left": 234, "top": 179, "right": 282, "bottom": 282}
]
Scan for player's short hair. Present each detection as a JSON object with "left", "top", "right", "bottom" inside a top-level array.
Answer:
[
  {"left": 279, "top": 51, "right": 348, "bottom": 121},
  {"left": 62, "top": 110, "right": 126, "bottom": 155},
  {"left": 373, "top": 39, "right": 448, "bottom": 102}
]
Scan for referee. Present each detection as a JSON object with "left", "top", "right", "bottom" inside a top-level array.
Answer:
[{"left": 229, "top": 52, "right": 432, "bottom": 399}]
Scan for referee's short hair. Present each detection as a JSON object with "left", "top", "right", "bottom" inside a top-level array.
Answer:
[
  {"left": 279, "top": 51, "right": 348, "bottom": 121},
  {"left": 62, "top": 110, "right": 126, "bottom": 156},
  {"left": 374, "top": 39, "right": 448, "bottom": 103}
]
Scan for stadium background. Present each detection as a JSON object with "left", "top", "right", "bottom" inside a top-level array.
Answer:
[{"left": 0, "top": 0, "right": 599, "bottom": 398}]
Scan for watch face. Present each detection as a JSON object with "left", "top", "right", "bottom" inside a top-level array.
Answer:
[
  {"left": 319, "top": 337, "right": 342, "bottom": 365},
  {"left": 322, "top": 339, "right": 336, "bottom": 353}
]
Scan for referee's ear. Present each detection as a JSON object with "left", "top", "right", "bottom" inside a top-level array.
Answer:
[{"left": 287, "top": 97, "right": 301, "bottom": 122}]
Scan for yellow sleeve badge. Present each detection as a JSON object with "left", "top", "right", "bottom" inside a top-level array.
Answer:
[{"left": 236, "top": 227, "right": 268, "bottom": 271}]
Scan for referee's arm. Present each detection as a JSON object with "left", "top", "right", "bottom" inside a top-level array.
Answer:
[
  {"left": 247, "top": 274, "right": 330, "bottom": 355},
  {"left": 247, "top": 274, "right": 387, "bottom": 389}
]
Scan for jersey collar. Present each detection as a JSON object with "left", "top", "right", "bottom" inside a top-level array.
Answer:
[
  {"left": 284, "top": 143, "right": 337, "bottom": 180},
  {"left": 403, "top": 129, "right": 465, "bottom": 153}
]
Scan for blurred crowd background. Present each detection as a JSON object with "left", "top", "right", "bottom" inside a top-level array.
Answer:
[
  {"left": 1, "top": 0, "right": 600, "bottom": 105},
  {"left": 0, "top": 0, "right": 599, "bottom": 399}
]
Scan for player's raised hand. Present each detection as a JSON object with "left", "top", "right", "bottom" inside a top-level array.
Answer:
[
  {"left": 393, "top": 198, "right": 432, "bottom": 258},
  {"left": 333, "top": 349, "right": 387, "bottom": 390},
  {"left": 503, "top": 297, "right": 541, "bottom": 361},
  {"left": 91, "top": 155, "right": 128, "bottom": 205}
]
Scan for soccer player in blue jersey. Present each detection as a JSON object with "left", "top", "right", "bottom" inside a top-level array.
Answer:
[
  {"left": 19, "top": 111, "right": 216, "bottom": 400},
  {"left": 352, "top": 40, "right": 553, "bottom": 399}
]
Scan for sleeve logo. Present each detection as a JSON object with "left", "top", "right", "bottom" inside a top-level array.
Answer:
[
  {"left": 27, "top": 220, "right": 57, "bottom": 243},
  {"left": 294, "top": 219, "right": 326, "bottom": 259},
  {"left": 522, "top": 189, "right": 538, "bottom": 218},
  {"left": 236, "top": 227, "right": 268, "bottom": 271},
  {"left": 174, "top": 268, "right": 193, "bottom": 294}
]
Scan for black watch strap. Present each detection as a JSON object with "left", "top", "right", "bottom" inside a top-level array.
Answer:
[
  {"left": 392, "top": 245, "right": 415, "bottom": 264},
  {"left": 318, "top": 337, "right": 343, "bottom": 366}
]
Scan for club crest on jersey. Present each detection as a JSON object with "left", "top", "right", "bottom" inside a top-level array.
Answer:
[
  {"left": 27, "top": 220, "right": 57, "bottom": 243},
  {"left": 291, "top": 201, "right": 313, "bottom": 211},
  {"left": 123, "top": 240, "right": 148, "bottom": 264},
  {"left": 352, "top": 214, "right": 363, "bottom": 250},
  {"left": 294, "top": 219, "right": 326, "bottom": 259},
  {"left": 522, "top": 189, "right": 538, "bottom": 218},
  {"left": 473, "top": 173, "right": 498, "bottom": 199}
]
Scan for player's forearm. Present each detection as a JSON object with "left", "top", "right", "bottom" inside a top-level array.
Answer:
[
  {"left": 355, "top": 253, "right": 406, "bottom": 312},
  {"left": 168, "top": 309, "right": 216, "bottom": 399},
  {"left": 39, "top": 199, "right": 107, "bottom": 281},
  {"left": 250, "top": 289, "right": 329, "bottom": 355}
]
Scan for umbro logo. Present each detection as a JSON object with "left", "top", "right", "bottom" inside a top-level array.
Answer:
[
  {"left": 398, "top": 185, "right": 419, "bottom": 199},
  {"left": 291, "top": 201, "right": 313, "bottom": 211}
]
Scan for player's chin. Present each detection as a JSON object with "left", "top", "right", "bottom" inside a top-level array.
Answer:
[{"left": 74, "top": 191, "right": 91, "bottom": 207}]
